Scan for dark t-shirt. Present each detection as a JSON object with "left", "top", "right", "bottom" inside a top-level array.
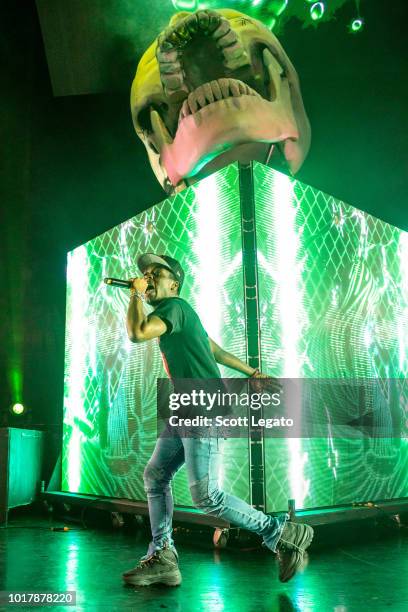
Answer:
[{"left": 152, "top": 297, "right": 221, "bottom": 380}]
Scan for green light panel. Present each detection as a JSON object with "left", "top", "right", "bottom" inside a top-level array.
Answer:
[
  {"left": 254, "top": 162, "right": 408, "bottom": 511},
  {"left": 63, "top": 163, "right": 250, "bottom": 506}
]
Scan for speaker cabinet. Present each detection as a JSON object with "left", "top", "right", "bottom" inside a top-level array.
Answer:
[{"left": 0, "top": 428, "right": 44, "bottom": 526}]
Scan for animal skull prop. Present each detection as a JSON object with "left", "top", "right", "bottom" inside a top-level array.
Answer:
[{"left": 131, "top": 9, "right": 311, "bottom": 193}]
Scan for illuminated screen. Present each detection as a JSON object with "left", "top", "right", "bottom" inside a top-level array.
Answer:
[{"left": 63, "top": 162, "right": 408, "bottom": 511}]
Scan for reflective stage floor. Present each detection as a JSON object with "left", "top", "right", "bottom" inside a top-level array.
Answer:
[{"left": 1, "top": 508, "right": 407, "bottom": 611}]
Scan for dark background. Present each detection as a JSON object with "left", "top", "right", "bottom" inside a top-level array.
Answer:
[{"left": 1, "top": 0, "right": 407, "bottom": 436}]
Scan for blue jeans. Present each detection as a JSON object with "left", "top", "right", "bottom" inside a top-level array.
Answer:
[{"left": 141, "top": 422, "right": 288, "bottom": 561}]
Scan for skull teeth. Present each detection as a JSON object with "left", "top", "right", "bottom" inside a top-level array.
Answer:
[
  {"left": 212, "top": 20, "right": 230, "bottom": 40},
  {"left": 158, "top": 9, "right": 221, "bottom": 50},
  {"left": 156, "top": 49, "right": 178, "bottom": 63},
  {"left": 202, "top": 82, "right": 214, "bottom": 104},
  {"left": 216, "top": 29, "right": 238, "bottom": 48},
  {"left": 159, "top": 62, "right": 182, "bottom": 75},
  {"left": 157, "top": 11, "right": 250, "bottom": 96},
  {"left": 213, "top": 19, "right": 250, "bottom": 71},
  {"left": 179, "top": 78, "right": 261, "bottom": 120}
]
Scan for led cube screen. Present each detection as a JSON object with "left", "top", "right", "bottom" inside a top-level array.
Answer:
[{"left": 63, "top": 162, "right": 408, "bottom": 513}]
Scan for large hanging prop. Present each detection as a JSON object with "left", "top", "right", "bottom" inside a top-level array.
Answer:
[{"left": 131, "top": 9, "right": 311, "bottom": 193}]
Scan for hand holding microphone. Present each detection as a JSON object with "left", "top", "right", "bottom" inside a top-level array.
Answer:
[
  {"left": 104, "top": 276, "right": 148, "bottom": 297},
  {"left": 129, "top": 277, "right": 148, "bottom": 294}
]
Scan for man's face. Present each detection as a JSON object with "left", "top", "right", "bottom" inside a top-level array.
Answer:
[{"left": 143, "top": 264, "right": 179, "bottom": 305}]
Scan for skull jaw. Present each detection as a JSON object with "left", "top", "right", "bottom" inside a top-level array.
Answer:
[
  {"left": 160, "top": 96, "right": 301, "bottom": 188},
  {"left": 187, "top": 142, "right": 274, "bottom": 182}
]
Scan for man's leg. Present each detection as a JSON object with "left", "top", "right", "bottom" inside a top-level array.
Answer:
[
  {"left": 183, "top": 432, "right": 286, "bottom": 550},
  {"left": 183, "top": 429, "right": 313, "bottom": 581},
  {"left": 141, "top": 430, "right": 185, "bottom": 559},
  {"left": 122, "top": 427, "right": 185, "bottom": 586}
]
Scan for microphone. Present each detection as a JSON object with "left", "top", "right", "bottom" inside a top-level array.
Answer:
[{"left": 104, "top": 277, "right": 132, "bottom": 288}]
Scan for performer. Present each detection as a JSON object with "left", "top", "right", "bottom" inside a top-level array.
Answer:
[{"left": 122, "top": 253, "right": 313, "bottom": 586}]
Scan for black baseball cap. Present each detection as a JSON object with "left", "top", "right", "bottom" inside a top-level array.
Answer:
[{"left": 137, "top": 253, "right": 185, "bottom": 290}]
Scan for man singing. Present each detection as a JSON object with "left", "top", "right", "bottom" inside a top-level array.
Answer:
[{"left": 122, "top": 253, "right": 313, "bottom": 587}]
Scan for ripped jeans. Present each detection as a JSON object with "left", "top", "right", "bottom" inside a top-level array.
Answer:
[{"left": 141, "top": 421, "right": 288, "bottom": 562}]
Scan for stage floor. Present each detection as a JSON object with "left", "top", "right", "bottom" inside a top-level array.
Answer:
[{"left": 1, "top": 509, "right": 407, "bottom": 611}]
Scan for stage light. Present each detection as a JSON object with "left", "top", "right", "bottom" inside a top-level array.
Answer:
[
  {"left": 350, "top": 18, "right": 364, "bottom": 33},
  {"left": 310, "top": 2, "right": 325, "bottom": 21},
  {"left": 10, "top": 403, "right": 26, "bottom": 416}
]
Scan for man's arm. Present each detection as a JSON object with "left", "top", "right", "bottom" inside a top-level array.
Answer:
[
  {"left": 208, "top": 337, "right": 256, "bottom": 376},
  {"left": 126, "top": 278, "right": 167, "bottom": 343},
  {"left": 209, "top": 337, "right": 281, "bottom": 392}
]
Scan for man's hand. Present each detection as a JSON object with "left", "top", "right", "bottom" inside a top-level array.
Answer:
[
  {"left": 129, "top": 277, "right": 148, "bottom": 293},
  {"left": 249, "top": 370, "right": 282, "bottom": 394}
]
